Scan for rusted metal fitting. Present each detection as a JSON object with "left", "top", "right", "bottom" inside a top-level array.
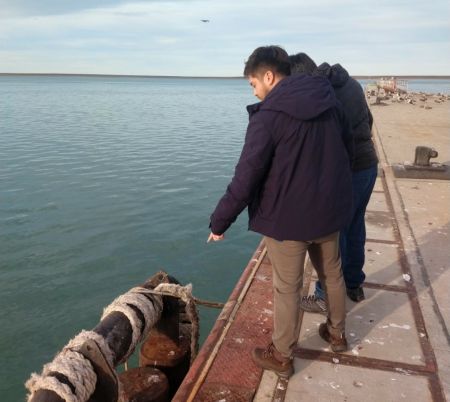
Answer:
[{"left": 119, "top": 367, "right": 169, "bottom": 402}]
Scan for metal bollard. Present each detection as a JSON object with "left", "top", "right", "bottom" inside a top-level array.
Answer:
[{"left": 414, "top": 146, "right": 438, "bottom": 166}]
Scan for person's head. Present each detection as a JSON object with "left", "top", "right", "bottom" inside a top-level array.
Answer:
[
  {"left": 289, "top": 52, "right": 317, "bottom": 75},
  {"left": 243, "top": 46, "right": 291, "bottom": 100}
]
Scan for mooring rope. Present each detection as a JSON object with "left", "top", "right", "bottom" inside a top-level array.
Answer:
[
  {"left": 101, "top": 287, "right": 163, "bottom": 364},
  {"left": 26, "top": 287, "right": 164, "bottom": 401},
  {"left": 193, "top": 298, "right": 225, "bottom": 309},
  {"left": 26, "top": 349, "right": 96, "bottom": 402},
  {"left": 66, "top": 330, "right": 115, "bottom": 367},
  {"left": 25, "top": 282, "right": 224, "bottom": 401},
  {"left": 25, "top": 330, "right": 118, "bottom": 402},
  {"left": 26, "top": 375, "right": 79, "bottom": 402}
]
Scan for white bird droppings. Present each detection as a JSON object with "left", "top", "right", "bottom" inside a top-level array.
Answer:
[
  {"left": 329, "top": 381, "right": 340, "bottom": 390},
  {"left": 147, "top": 375, "right": 161, "bottom": 384},
  {"left": 277, "top": 383, "right": 286, "bottom": 391},
  {"left": 389, "top": 323, "right": 411, "bottom": 330},
  {"left": 364, "top": 339, "right": 385, "bottom": 345},
  {"left": 395, "top": 368, "right": 411, "bottom": 375}
]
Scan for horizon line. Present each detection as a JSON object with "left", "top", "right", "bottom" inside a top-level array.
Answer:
[{"left": 1, "top": 72, "right": 450, "bottom": 80}]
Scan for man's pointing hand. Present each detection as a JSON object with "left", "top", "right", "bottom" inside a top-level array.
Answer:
[{"left": 207, "top": 232, "right": 225, "bottom": 243}]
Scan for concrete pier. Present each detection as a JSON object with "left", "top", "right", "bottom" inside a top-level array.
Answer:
[{"left": 174, "top": 101, "right": 449, "bottom": 401}]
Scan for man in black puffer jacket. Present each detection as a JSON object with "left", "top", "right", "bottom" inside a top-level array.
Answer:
[
  {"left": 290, "top": 53, "right": 378, "bottom": 311},
  {"left": 208, "top": 46, "right": 353, "bottom": 378}
]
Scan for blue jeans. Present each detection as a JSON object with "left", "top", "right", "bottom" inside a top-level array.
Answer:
[{"left": 316, "top": 165, "right": 378, "bottom": 299}]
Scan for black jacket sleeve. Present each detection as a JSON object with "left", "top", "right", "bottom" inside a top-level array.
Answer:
[{"left": 335, "top": 103, "right": 355, "bottom": 168}]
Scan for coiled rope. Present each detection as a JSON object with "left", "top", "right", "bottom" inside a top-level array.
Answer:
[
  {"left": 26, "top": 285, "right": 164, "bottom": 402},
  {"left": 101, "top": 287, "right": 163, "bottom": 364},
  {"left": 26, "top": 336, "right": 98, "bottom": 402}
]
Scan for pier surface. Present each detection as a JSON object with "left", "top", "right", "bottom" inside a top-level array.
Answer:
[{"left": 174, "top": 101, "right": 450, "bottom": 401}]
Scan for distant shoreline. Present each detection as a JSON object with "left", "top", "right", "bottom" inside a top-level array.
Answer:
[{"left": 1, "top": 73, "right": 450, "bottom": 80}]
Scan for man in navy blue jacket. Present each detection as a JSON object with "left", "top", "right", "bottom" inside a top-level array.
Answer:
[{"left": 208, "top": 46, "right": 352, "bottom": 378}]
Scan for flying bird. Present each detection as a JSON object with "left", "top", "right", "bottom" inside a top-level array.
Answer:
[{"left": 200, "top": 19, "right": 210, "bottom": 23}]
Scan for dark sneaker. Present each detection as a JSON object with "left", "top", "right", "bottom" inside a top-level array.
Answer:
[
  {"left": 318, "top": 323, "right": 348, "bottom": 352},
  {"left": 252, "top": 343, "right": 294, "bottom": 378},
  {"left": 300, "top": 295, "right": 328, "bottom": 314},
  {"left": 346, "top": 286, "right": 365, "bottom": 302}
]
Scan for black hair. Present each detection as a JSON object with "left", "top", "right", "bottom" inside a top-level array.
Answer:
[
  {"left": 289, "top": 52, "right": 317, "bottom": 75},
  {"left": 243, "top": 46, "right": 291, "bottom": 77}
]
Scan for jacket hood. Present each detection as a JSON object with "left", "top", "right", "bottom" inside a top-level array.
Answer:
[
  {"left": 247, "top": 74, "right": 337, "bottom": 121},
  {"left": 315, "top": 62, "right": 349, "bottom": 88}
]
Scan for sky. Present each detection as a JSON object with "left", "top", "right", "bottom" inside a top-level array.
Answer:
[{"left": 0, "top": 0, "right": 448, "bottom": 76}]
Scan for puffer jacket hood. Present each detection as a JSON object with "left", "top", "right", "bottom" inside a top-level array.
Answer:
[
  {"left": 315, "top": 62, "right": 378, "bottom": 171},
  {"left": 248, "top": 74, "right": 337, "bottom": 121},
  {"left": 315, "top": 63, "right": 349, "bottom": 88}
]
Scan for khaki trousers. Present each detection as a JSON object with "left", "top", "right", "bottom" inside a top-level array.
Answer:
[{"left": 264, "top": 232, "right": 346, "bottom": 357}]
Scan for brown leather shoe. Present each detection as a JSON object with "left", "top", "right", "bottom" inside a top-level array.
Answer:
[
  {"left": 319, "top": 323, "right": 348, "bottom": 352},
  {"left": 252, "top": 343, "right": 294, "bottom": 378}
]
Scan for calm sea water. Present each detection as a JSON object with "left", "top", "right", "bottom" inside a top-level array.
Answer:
[{"left": 1, "top": 75, "right": 448, "bottom": 400}]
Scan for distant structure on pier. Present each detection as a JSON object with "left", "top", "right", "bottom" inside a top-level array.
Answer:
[{"left": 377, "top": 77, "right": 408, "bottom": 93}]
